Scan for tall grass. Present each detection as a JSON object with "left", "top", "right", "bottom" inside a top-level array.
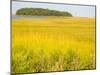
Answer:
[{"left": 12, "top": 17, "right": 96, "bottom": 74}]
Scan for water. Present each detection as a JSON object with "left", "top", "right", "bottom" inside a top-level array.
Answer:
[{"left": 12, "top": 15, "right": 45, "bottom": 19}]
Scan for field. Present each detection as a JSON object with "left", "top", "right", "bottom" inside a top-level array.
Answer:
[{"left": 12, "top": 16, "right": 96, "bottom": 73}]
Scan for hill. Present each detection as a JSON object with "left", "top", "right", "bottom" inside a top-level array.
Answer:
[{"left": 16, "top": 8, "right": 72, "bottom": 16}]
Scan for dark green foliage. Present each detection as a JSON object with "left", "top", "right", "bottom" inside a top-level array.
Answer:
[{"left": 16, "top": 8, "right": 72, "bottom": 16}]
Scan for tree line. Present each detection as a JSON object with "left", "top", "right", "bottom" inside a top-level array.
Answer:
[{"left": 16, "top": 8, "right": 72, "bottom": 16}]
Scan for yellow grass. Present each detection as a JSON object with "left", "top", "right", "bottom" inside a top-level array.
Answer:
[{"left": 12, "top": 17, "right": 96, "bottom": 73}]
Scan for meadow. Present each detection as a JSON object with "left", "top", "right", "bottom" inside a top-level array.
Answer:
[{"left": 12, "top": 16, "right": 96, "bottom": 73}]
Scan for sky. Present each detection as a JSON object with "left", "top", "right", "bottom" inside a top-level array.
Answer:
[{"left": 12, "top": 1, "right": 96, "bottom": 18}]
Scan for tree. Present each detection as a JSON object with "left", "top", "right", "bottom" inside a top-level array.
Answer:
[{"left": 16, "top": 8, "right": 72, "bottom": 16}]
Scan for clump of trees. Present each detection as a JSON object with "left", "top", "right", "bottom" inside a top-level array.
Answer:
[{"left": 16, "top": 8, "right": 72, "bottom": 16}]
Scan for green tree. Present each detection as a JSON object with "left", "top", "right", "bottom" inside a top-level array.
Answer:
[{"left": 16, "top": 8, "right": 72, "bottom": 16}]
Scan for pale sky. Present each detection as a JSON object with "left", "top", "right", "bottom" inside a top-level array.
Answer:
[{"left": 12, "top": 1, "right": 96, "bottom": 18}]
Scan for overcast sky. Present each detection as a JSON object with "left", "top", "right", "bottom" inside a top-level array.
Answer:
[{"left": 12, "top": 1, "right": 95, "bottom": 18}]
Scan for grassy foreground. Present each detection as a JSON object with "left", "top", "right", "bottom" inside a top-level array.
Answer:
[{"left": 12, "top": 16, "right": 96, "bottom": 73}]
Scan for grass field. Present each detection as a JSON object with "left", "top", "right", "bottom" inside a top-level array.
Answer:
[{"left": 12, "top": 16, "right": 96, "bottom": 73}]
